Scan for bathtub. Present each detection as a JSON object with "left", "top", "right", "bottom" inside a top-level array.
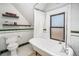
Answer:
[{"left": 29, "top": 38, "right": 74, "bottom": 56}]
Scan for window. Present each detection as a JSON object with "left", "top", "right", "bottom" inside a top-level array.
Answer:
[{"left": 50, "top": 12, "right": 65, "bottom": 42}]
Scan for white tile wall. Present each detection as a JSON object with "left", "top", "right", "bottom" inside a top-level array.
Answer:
[{"left": 0, "top": 3, "right": 33, "bottom": 53}]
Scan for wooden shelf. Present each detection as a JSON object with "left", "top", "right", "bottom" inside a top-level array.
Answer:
[
  {"left": 2, "top": 14, "right": 19, "bottom": 18},
  {"left": 3, "top": 24, "right": 31, "bottom": 27}
]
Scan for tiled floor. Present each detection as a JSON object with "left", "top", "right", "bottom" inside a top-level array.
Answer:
[
  {"left": 0, "top": 51, "right": 11, "bottom": 56},
  {"left": 17, "top": 44, "right": 36, "bottom": 56},
  {"left": 1, "top": 44, "right": 36, "bottom": 56}
]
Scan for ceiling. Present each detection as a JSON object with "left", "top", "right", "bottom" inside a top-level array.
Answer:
[{"left": 12, "top": 3, "right": 67, "bottom": 25}]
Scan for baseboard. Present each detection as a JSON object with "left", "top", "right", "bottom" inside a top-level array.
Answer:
[
  {"left": 0, "top": 49, "right": 9, "bottom": 55},
  {"left": 0, "top": 42, "right": 30, "bottom": 55},
  {"left": 18, "top": 42, "right": 29, "bottom": 47}
]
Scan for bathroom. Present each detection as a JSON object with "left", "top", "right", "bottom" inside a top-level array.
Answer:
[{"left": 0, "top": 3, "right": 79, "bottom": 56}]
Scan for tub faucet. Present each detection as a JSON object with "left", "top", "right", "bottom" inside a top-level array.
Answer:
[{"left": 59, "top": 40, "right": 62, "bottom": 44}]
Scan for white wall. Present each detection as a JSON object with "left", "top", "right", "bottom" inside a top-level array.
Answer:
[
  {"left": 68, "top": 4, "right": 79, "bottom": 56},
  {"left": 0, "top": 3, "right": 30, "bottom": 29},
  {"left": 12, "top": 3, "right": 35, "bottom": 25},
  {"left": 71, "top": 4, "right": 79, "bottom": 31},
  {"left": 0, "top": 3, "right": 33, "bottom": 51}
]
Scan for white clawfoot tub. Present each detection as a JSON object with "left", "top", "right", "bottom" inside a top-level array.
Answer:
[{"left": 29, "top": 38, "right": 74, "bottom": 56}]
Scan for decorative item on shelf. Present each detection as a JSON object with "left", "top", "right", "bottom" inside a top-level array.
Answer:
[
  {"left": 2, "top": 12, "right": 19, "bottom": 18},
  {"left": 43, "top": 28, "right": 47, "bottom": 32},
  {"left": 4, "top": 21, "right": 14, "bottom": 25},
  {"left": 14, "top": 22, "right": 17, "bottom": 25},
  {"left": 43, "top": 29, "right": 46, "bottom": 31},
  {"left": 6, "top": 12, "right": 16, "bottom": 16},
  {"left": 4, "top": 21, "right": 8, "bottom": 24}
]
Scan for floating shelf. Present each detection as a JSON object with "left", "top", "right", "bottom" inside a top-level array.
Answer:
[
  {"left": 2, "top": 14, "right": 19, "bottom": 18},
  {"left": 3, "top": 24, "right": 31, "bottom": 27}
]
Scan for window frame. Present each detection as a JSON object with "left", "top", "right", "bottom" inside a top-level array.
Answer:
[{"left": 50, "top": 12, "right": 65, "bottom": 42}]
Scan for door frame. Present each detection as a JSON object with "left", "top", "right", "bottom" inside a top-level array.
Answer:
[{"left": 34, "top": 9, "right": 45, "bottom": 38}]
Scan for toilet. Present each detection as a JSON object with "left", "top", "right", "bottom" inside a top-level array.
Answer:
[
  {"left": 6, "top": 36, "right": 19, "bottom": 56},
  {"left": 4, "top": 34, "right": 35, "bottom": 56}
]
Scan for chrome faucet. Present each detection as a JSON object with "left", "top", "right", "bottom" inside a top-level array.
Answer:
[{"left": 59, "top": 40, "right": 62, "bottom": 44}]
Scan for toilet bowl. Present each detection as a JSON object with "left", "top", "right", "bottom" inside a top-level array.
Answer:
[
  {"left": 7, "top": 43, "right": 18, "bottom": 56},
  {"left": 6, "top": 37, "right": 19, "bottom": 56}
]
